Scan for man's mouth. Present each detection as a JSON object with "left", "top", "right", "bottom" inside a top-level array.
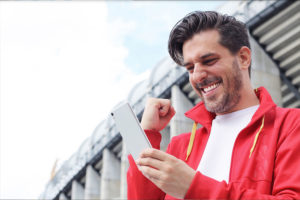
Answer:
[{"left": 201, "top": 82, "right": 221, "bottom": 94}]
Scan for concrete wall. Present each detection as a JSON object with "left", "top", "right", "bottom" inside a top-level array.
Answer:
[{"left": 250, "top": 36, "right": 283, "bottom": 106}]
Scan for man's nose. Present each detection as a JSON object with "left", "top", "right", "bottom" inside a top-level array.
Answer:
[{"left": 192, "top": 63, "right": 207, "bottom": 83}]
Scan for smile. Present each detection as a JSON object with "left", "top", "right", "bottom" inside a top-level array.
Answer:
[{"left": 201, "top": 82, "right": 221, "bottom": 94}]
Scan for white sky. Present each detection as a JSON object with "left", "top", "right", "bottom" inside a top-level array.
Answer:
[{"left": 0, "top": 1, "right": 222, "bottom": 198}]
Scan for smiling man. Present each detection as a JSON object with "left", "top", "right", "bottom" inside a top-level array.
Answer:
[
  {"left": 127, "top": 11, "right": 300, "bottom": 199},
  {"left": 182, "top": 29, "right": 258, "bottom": 115}
]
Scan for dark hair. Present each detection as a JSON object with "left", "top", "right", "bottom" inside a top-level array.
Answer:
[{"left": 168, "top": 11, "right": 251, "bottom": 76}]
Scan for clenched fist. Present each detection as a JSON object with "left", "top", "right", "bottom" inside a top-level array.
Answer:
[{"left": 141, "top": 98, "right": 176, "bottom": 131}]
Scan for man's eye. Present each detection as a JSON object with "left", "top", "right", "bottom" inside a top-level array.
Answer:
[
  {"left": 186, "top": 66, "right": 194, "bottom": 73},
  {"left": 203, "top": 58, "right": 217, "bottom": 65}
]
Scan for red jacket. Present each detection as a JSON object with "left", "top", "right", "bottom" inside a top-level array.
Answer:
[{"left": 127, "top": 87, "right": 300, "bottom": 199}]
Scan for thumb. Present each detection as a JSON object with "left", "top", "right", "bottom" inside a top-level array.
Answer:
[
  {"left": 159, "top": 104, "right": 171, "bottom": 116},
  {"left": 160, "top": 105, "right": 176, "bottom": 119}
]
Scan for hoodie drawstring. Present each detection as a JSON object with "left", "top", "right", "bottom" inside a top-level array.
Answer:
[
  {"left": 186, "top": 121, "right": 197, "bottom": 161},
  {"left": 249, "top": 116, "right": 265, "bottom": 158},
  {"left": 186, "top": 115, "right": 265, "bottom": 161}
]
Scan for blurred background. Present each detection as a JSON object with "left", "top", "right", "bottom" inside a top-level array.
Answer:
[{"left": 0, "top": 0, "right": 299, "bottom": 199}]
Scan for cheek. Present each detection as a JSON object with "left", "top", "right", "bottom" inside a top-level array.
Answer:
[
  {"left": 189, "top": 73, "right": 198, "bottom": 85},
  {"left": 189, "top": 77, "right": 202, "bottom": 95},
  {"left": 189, "top": 76, "right": 197, "bottom": 88}
]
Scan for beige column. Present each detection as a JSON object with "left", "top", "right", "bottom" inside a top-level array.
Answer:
[
  {"left": 120, "top": 142, "right": 129, "bottom": 199},
  {"left": 100, "top": 148, "right": 120, "bottom": 199},
  {"left": 71, "top": 180, "right": 84, "bottom": 200},
  {"left": 170, "top": 85, "right": 194, "bottom": 138},
  {"left": 84, "top": 165, "right": 100, "bottom": 199}
]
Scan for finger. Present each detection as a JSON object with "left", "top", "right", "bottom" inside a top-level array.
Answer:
[
  {"left": 158, "top": 99, "right": 172, "bottom": 116},
  {"left": 140, "top": 148, "right": 171, "bottom": 161},
  {"left": 136, "top": 156, "right": 163, "bottom": 170},
  {"left": 139, "top": 165, "right": 161, "bottom": 180}
]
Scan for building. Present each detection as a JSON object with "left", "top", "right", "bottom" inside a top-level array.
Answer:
[{"left": 40, "top": 0, "right": 300, "bottom": 199}]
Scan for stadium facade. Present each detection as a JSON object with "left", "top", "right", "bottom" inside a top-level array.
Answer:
[{"left": 40, "top": 0, "right": 300, "bottom": 199}]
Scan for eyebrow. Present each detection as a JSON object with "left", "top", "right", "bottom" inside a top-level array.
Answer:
[{"left": 183, "top": 53, "right": 216, "bottom": 67}]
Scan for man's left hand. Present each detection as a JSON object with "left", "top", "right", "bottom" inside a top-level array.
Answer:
[{"left": 136, "top": 148, "right": 196, "bottom": 199}]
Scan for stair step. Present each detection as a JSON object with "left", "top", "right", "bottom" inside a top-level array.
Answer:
[
  {"left": 259, "top": 12, "right": 300, "bottom": 45},
  {"left": 286, "top": 63, "right": 300, "bottom": 78},
  {"left": 266, "top": 26, "right": 300, "bottom": 53}
]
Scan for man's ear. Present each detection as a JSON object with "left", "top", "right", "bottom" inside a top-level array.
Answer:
[{"left": 238, "top": 46, "right": 251, "bottom": 70}]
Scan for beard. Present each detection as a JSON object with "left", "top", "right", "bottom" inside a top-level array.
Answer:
[{"left": 196, "top": 59, "right": 242, "bottom": 114}]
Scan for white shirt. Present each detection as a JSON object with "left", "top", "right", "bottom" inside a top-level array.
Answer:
[{"left": 197, "top": 105, "right": 259, "bottom": 182}]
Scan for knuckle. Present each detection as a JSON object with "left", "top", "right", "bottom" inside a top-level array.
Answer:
[
  {"left": 161, "top": 98, "right": 170, "bottom": 105},
  {"left": 148, "top": 148, "right": 155, "bottom": 155},
  {"left": 165, "top": 165, "right": 173, "bottom": 173},
  {"left": 160, "top": 174, "right": 168, "bottom": 182},
  {"left": 146, "top": 97, "right": 156, "bottom": 105},
  {"left": 167, "top": 99, "right": 172, "bottom": 105},
  {"left": 144, "top": 157, "right": 151, "bottom": 165},
  {"left": 144, "top": 167, "right": 151, "bottom": 174},
  {"left": 147, "top": 98, "right": 161, "bottom": 108}
]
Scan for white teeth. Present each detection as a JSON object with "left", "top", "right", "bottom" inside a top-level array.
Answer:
[{"left": 203, "top": 83, "right": 219, "bottom": 93}]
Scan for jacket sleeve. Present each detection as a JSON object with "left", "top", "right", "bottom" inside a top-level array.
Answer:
[
  {"left": 185, "top": 121, "right": 300, "bottom": 200},
  {"left": 127, "top": 129, "right": 166, "bottom": 200}
]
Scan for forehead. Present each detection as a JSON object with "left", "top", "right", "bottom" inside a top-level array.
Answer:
[{"left": 182, "top": 29, "right": 225, "bottom": 61}]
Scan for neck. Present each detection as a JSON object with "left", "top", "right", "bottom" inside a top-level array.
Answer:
[
  {"left": 236, "top": 86, "right": 260, "bottom": 110},
  {"left": 216, "top": 84, "right": 259, "bottom": 115}
]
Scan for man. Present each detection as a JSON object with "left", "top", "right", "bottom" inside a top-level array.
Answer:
[{"left": 127, "top": 11, "right": 300, "bottom": 199}]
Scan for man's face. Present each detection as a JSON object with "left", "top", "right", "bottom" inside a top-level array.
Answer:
[{"left": 182, "top": 30, "right": 243, "bottom": 114}]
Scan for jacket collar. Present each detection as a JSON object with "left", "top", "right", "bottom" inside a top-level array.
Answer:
[{"left": 184, "top": 87, "right": 276, "bottom": 129}]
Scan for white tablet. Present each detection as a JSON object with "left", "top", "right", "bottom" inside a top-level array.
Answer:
[{"left": 111, "top": 102, "right": 152, "bottom": 161}]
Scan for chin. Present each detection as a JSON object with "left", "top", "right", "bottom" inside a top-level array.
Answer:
[
  {"left": 204, "top": 95, "right": 228, "bottom": 113},
  {"left": 204, "top": 102, "right": 221, "bottom": 113}
]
